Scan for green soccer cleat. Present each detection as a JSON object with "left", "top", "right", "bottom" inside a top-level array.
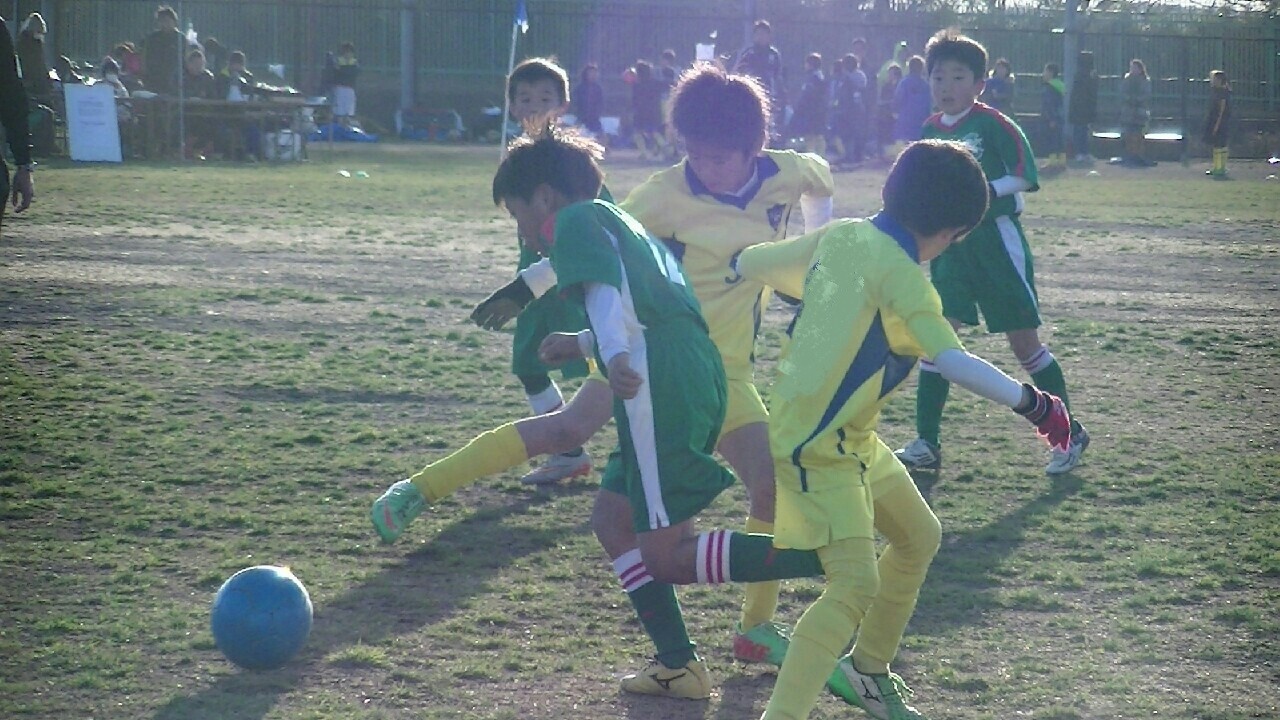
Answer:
[
  {"left": 370, "top": 479, "right": 427, "bottom": 544},
  {"left": 732, "top": 621, "right": 791, "bottom": 667},
  {"left": 828, "top": 656, "right": 927, "bottom": 720}
]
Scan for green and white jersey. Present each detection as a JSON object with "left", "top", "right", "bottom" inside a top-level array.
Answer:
[
  {"left": 550, "top": 199, "right": 708, "bottom": 345},
  {"left": 922, "top": 102, "right": 1039, "bottom": 221}
]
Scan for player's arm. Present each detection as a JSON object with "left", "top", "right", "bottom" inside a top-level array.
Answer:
[
  {"left": 583, "top": 283, "right": 641, "bottom": 399},
  {"left": 931, "top": 350, "right": 1071, "bottom": 451},
  {"left": 990, "top": 112, "right": 1040, "bottom": 192},
  {"left": 797, "top": 153, "right": 836, "bottom": 233},
  {"left": 469, "top": 257, "right": 561, "bottom": 331},
  {"left": 737, "top": 222, "right": 844, "bottom": 300}
]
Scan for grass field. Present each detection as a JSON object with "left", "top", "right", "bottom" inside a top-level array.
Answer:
[{"left": 1, "top": 143, "right": 1277, "bottom": 720}]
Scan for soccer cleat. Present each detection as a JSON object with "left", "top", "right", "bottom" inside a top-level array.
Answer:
[
  {"left": 894, "top": 438, "right": 942, "bottom": 471},
  {"left": 829, "top": 656, "right": 928, "bottom": 720},
  {"left": 1045, "top": 423, "right": 1091, "bottom": 476},
  {"left": 370, "top": 479, "right": 427, "bottom": 544},
  {"left": 519, "top": 450, "right": 593, "bottom": 485},
  {"left": 732, "top": 621, "right": 790, "bottom": 667},
  {"left": 620, "top": 656, "right": 712, "bottom": 700}
]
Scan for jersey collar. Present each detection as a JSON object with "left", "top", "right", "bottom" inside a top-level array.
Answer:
[
  {"left": 684, "top": 154, "right": 781, "bottom": 210},
  {"left": 870, "top": 211, "right": 919, "bottom": 263}
]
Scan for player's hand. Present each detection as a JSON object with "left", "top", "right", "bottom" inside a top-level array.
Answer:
[
  {"left": 1013, "top": 383, "right": 1072, "bottom": 452},
  {"left": 606, "top": 353, "right": 643, "bottom": 400},
  {"left": 538, "top": 332, "right": 585, "bottom": 366},
  {"left": 11, "top": 166, "right": 34, "bottom": 214},
  {"left": 469, "top": 277, "right": 534, "bottom": 330}
]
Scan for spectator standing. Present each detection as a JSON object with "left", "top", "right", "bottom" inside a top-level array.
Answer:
[
  {"left": 143, "top": 5, "right": 189, "bottom": 96},
  {"left": 201, "top": 36, "right": 227, "bottom": 74},
  {"left": 16, "top": 12, "right": 52, "bottom": 101},
  {"left": 1202, "top": 69, "right": 1232, "bottom": 178},
  {"left": 572, "top": 63, "right": 604, "bottom": 135},
  {"left": 217, "top": 50, "right": 260, "bottom": 159},
  {"left": 1117, "top": 58, "right": 1153, "bottom": 167},
  {"left": 734, "top": 20, "right": 784, "bottom": 144},
  {"left": 788, "top": 52, "right": 828, "bottom": 157},
  {"left": 838, "top": 51, "right": 868, "bottom": 165},
  {"left": 1, "top": 14, "right": 36, "bottom": 235},
  {"left": 893, "top": 54, "right": 931, "bottom": 144},
  {"left": 1039, "top": 62, "right": 1066, "bottom": 173},
  {"left": 1067, "top": 50, "right": 1098, "bottom": 165},
  {"left": 629, "top": 59, "right": 668, "bottom": 161},
  {"left": 877, "top": 40, "right": 909, "bottom": 89},
  {"left": 332, "top": 41, "right": 360, "bottom": 128},
  {"left": 982, "top": 58, "right": 1015, "bottom": 113},
  {"left": 873, "top": 62, "right": 901, "bottom": 163}
]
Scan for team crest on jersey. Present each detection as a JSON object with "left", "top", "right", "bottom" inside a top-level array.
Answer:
[
  {"left": 960, "top": 132, "right": 984, "bottom": 160},
  {"left": 766, "top": 203, "right": 786, "bottom": 231}
]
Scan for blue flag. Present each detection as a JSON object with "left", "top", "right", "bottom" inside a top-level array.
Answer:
[{"left": 514, "top": 0, "right": 529, "bottom": 34}]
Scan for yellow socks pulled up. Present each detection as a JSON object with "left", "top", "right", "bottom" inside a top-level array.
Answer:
[
  {"left": 739, "top": 516, "right": 781, "bottom": 629},
  {"left": 409, "top": 423, "right": 529, "bottom": 503}
]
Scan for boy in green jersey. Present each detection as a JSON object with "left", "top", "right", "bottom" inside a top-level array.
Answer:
[{"left": 897, "top": 29, "right": 1090, "bottom": 477}]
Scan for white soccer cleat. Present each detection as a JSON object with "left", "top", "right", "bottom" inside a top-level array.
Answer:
[
  {"left": 1045, "top": 424, "right": 1090, "bottom": 475},
  {"left": 894, "top": 438, "right": 942, "bottom": 471},
  {"left": 519, "top": 451, "right": 593, "bottom": 485}
]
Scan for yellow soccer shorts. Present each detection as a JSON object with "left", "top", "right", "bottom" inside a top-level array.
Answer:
[{"left": 772, "top": 435, "right": 908, "bottom": 550}]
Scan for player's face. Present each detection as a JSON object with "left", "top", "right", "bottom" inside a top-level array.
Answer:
[
  {"left": 684, "top": 141, "right": 755, "bottom": 195},
  {"left": 503, "top": 194, "right": 552, "bottom": 255},
  {"left": 930, "top": 59, "right": 983, "bottom": 115},
  {"left": 511, "top": 79, "right": 566, "bottom": 123}
]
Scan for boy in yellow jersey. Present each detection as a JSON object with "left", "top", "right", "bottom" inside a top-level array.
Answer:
[
  {"left": 734, "top": 139, "right": 1073, "bottom": 720},
  {"left": 483, "top": 63, "right": 836, "bottom": 688}
]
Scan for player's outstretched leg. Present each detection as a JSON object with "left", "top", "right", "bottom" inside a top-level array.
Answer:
[{"left": 519, "top": 380, "right": 593, "bottom": 485}]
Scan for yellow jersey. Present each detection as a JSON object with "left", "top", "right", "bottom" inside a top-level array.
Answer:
[
  {"left": 620, "top": 150, "right": 834, "bottom": 382},
  {"left": 737, "top": 213, "right": 964, "bottom": 491}
]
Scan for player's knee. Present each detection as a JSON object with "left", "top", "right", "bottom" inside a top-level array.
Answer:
[{"left": 825, "top": 572, "right": 880, "bottom": 621}]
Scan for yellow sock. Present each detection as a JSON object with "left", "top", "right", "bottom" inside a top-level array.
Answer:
[
  {"left": 739, "top": 516, "right": 781, "bottom": 629},
  {"left": 410, "top": 423, "right": 529, "bottom": 503}
]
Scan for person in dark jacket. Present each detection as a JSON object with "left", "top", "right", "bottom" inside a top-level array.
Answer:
[
  {"left": 573, "top": 63, "right": 605, "bottom": 135},
  {"left": 16, "top": 12, "right": 52, "bottom": 101},
  {"left": 1039, "top": 62, "right": 1066, "bottom": 173},
  {"left": 787, "top": 52, "right": 828, "bottom": 157},
  {"left": 1, "top": 15, "right": 36, "bottom": 235},
  {"left": 1067, "top": 51, "right": 1098, "bottom": 164},
  {"left": 143, "top": 5, "right": 189, "bottom": 96}
]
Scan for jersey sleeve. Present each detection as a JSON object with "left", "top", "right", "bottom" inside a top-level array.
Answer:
[
  {"left": 879, "top": 255, "right": 964, "bottom": 359},
  {"left": 989, "top": 112, "right": 1040, "bottom": 191},
  {"left": 550, "top": 203, "right": 623, "bottom": 299},
  {"left": 794, "top": 151, "right": 836, "bottom": 199},
  {"left": 617, "top": 170, "right": 674, "bottom": 240},
  {"left": 737, "top": 222, "right": 844, "bottom": 299}
]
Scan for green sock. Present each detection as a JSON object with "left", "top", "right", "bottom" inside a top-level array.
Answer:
[
  {"left": 626, "top": 581, "right": 695, "bottom": 669},
  {"left": 915, "top": 369, "right": 950, "bottom": 446},
  {"left": 1031, "top": 360, "right": 1070, "bottom": 410},
  {"left": 698, "top": 531, "right": 824, "bottom": 583}
]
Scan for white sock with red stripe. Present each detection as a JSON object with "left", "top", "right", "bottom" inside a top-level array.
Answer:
[
  {"left": 695, "top": 530, "right": 732, "bottom": 584},
  {"left": 1020, "top": 345, "right": 1055, "bottom": 375},
  {"left": 612, "top": 548, "right": 654, "bottom": 593}
]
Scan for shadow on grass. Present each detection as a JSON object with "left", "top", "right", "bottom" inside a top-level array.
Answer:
[
  {"left": 154, "top": 487, "right": 593, "bottom": 720},
  {"left": 911, "top": 472, "right": 1085, "bottom": 638}
]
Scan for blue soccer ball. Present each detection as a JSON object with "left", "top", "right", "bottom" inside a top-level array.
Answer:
[{"left": 211, "top": 565, "right": 313, "bottom": 670}]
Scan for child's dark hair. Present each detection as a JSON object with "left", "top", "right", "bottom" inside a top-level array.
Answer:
[
  {"left": 805, "top": 53, "right": 822, "bottom": 70},
  {"left": 842, "top": 53, "right": 859, "bottom": 72},
  {"left": 907, "top": 55, "right": 924, "bottom": 74},
  {"left": 101, "top": 56, "right": 121, "bottom": 76},
  {"left": 229, "top": 50, "right": 246, "bottom": 64},
  {"left": 492, "top": 126, "right": 604, "bottom": 206},
  {"left": 1210, "top": 69, "right": 1230, "bottom": 90},
  {"left": 753, "top": 19, "right": 772, "bottom": 34},
  {"left": 668, "top": 63, "right": 769, "bottom": 155},
  {"left": 507, "top": 57, "right": 570, "bottom": 105},
  {"left": 883, "top": 140, "right": 988, "bottom": 239},
  {"left": 661, "top": 48, "right": 676, "bottom": 63},
  {"left": 340, "top": 42, "right": 355, "bottom": 54},
  {"left": 186, "top": 48, "right": 205, "bottom": 63},
  {"left": 155, "top": 4, "right": 177, "bottom": 21},
  {"left": 635, "top": 59, "right": 653, "bottom": 81},
  {"left": 1044, "top": 62, "right": 1060, "bottom": 77},
  {"left": 925, "top": 28, "right": 987, "bottom": 80},
  {"left": 580, "top": 63, "right": 598, "bottom": 83}
]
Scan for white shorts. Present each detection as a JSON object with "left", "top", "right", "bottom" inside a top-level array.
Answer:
[{"left": 332, "top": 86, "right": 356, "bottom": 117}]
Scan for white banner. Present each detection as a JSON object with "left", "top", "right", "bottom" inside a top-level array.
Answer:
[{"left": 65, "top": 83, "right": 123, "bottom": 163}]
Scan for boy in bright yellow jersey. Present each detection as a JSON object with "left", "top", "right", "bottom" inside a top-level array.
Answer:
[{"left": 735, "top": 139, "right": 1073, "bottom": 720}]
